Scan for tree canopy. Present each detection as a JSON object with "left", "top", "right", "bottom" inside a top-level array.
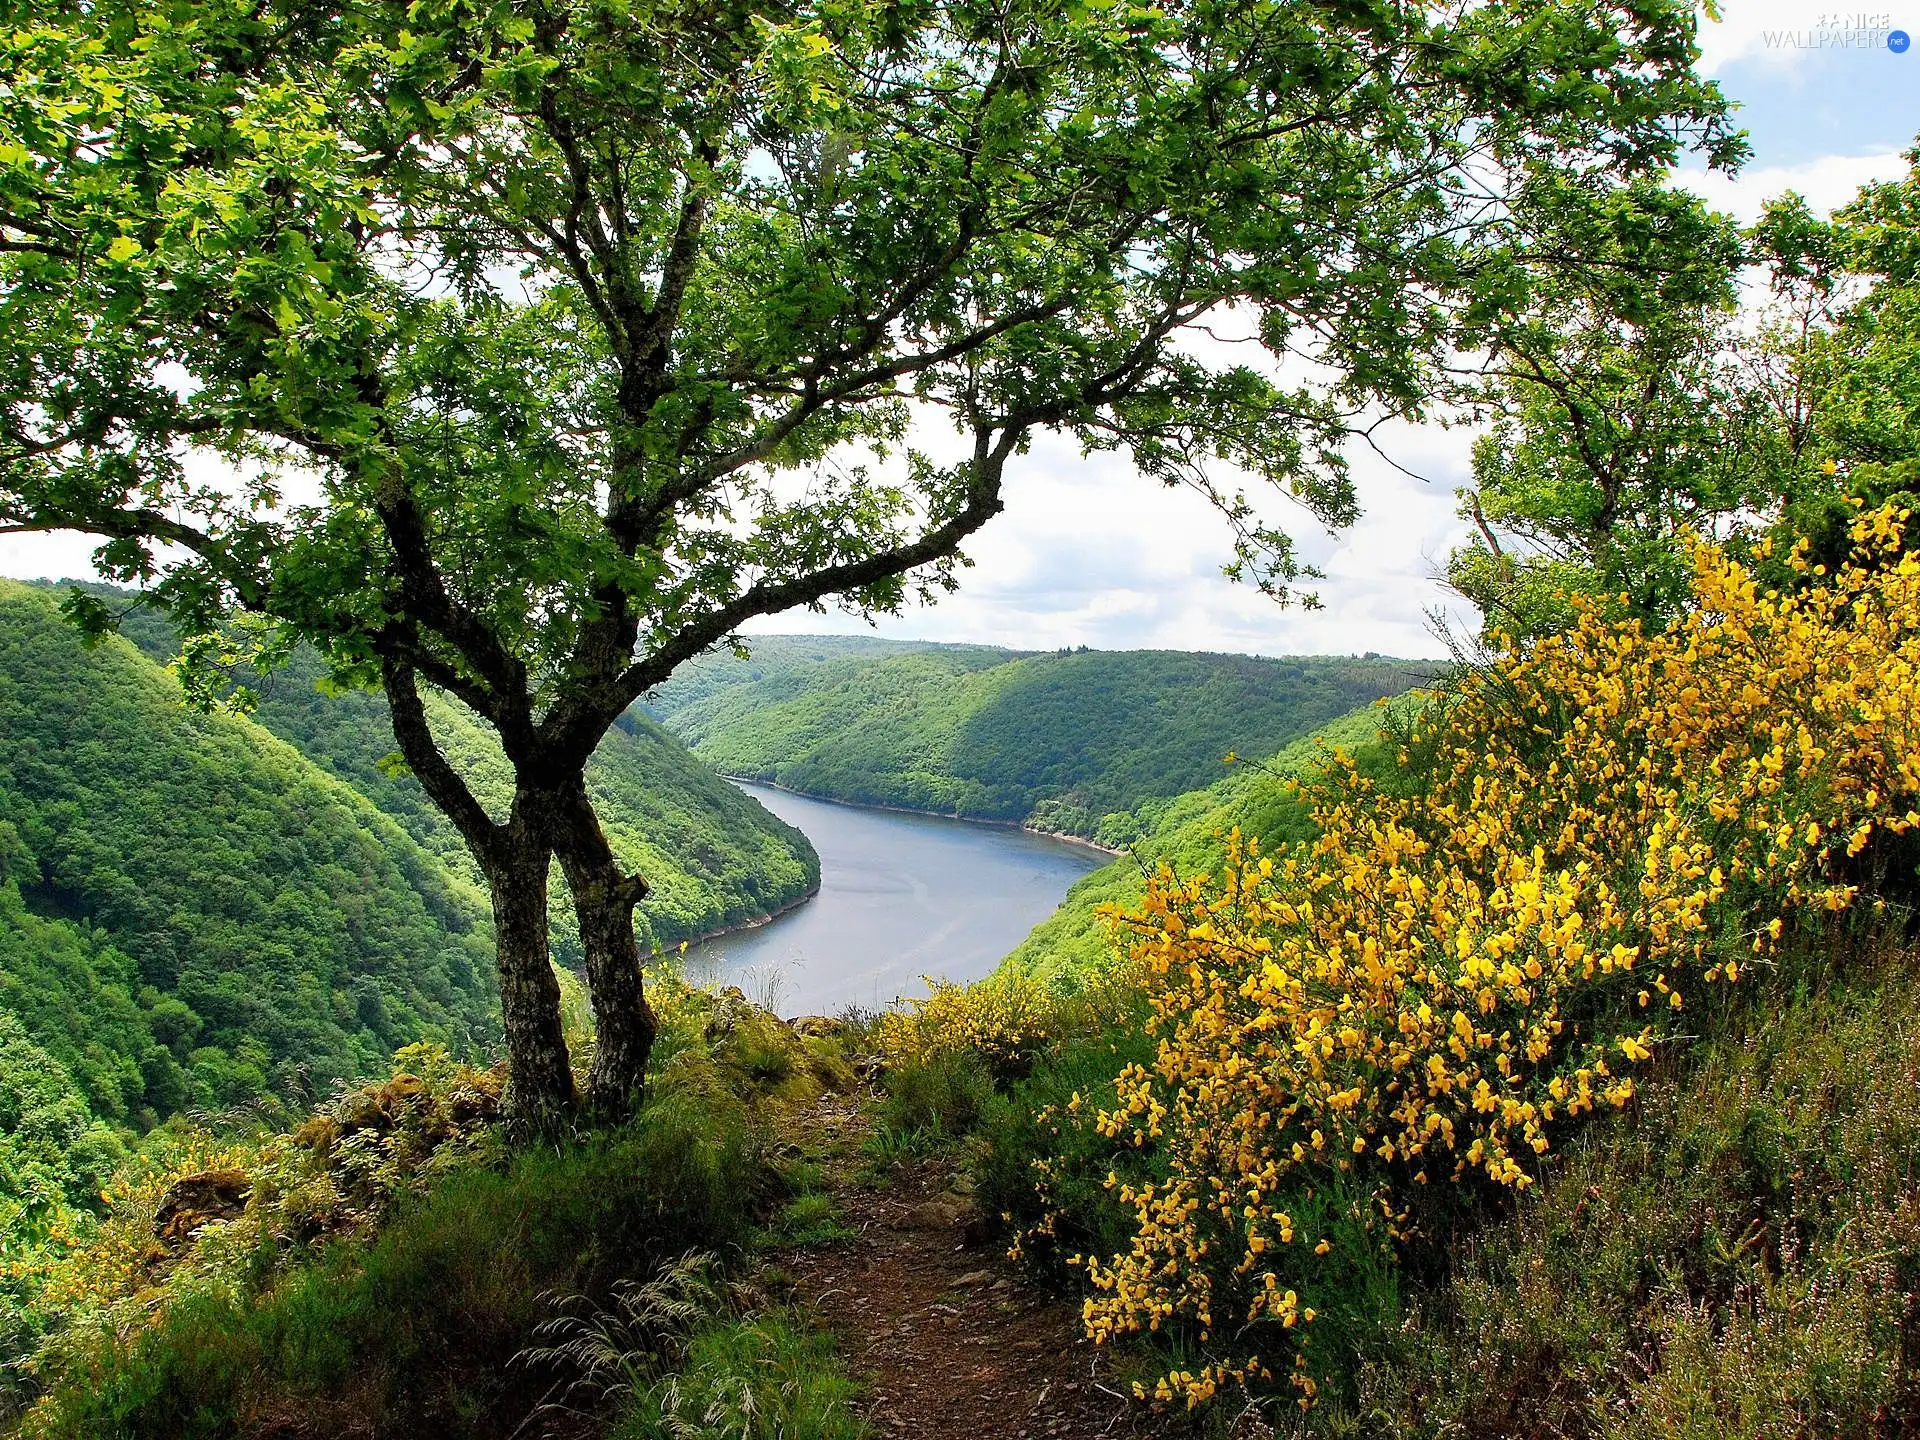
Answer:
[
  {"left": 1, "top": 0, "right": 1743, "bottom": 1124},
  {"left": 1450, "top": 143, "right": 1920, "bottom": 637}
]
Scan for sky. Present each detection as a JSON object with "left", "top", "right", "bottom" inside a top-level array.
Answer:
[{"left": 4, "top": 7, "right": 1917, "bottom": 662}]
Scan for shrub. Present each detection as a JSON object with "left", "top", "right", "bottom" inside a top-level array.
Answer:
[
  {"left": 1344, "top": 952, "right": 1920, "bottom": 1439},
  {"left": 1077, "top": 511, "right": 1920, "bottom": 1407},
  {"left": 875, "top": 1051, "right": 994, "bottom": 1142},
  {"left": 878, "top": 961, "right": 1150, "bottom": 1081},
  {"left": 975, "top": 1016, "right": 1159, "bottom": 1286},
  {"left": 878, "top": 970, "right": 1058, "bottom": 1082},
  {"left": 20, "top": 1084, "right": 773, "bottom": 1439}
]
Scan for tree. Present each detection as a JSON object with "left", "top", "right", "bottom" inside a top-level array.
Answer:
[
  {"left": 1768, "top": 149, "right": 1920, "bottom": 570},
  {"left": 1450, "top": 142, "right": 1920, "bottom": 639},
  {"left": 2, "top": 0, "right": 1740, "bottom": 1129},
  {"left": 1445, "top": 183, "right": 1764, "bottom": 633}
]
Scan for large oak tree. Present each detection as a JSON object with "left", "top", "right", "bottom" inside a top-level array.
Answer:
[{"left": 2, "top": 0, "right": 1739, "bottom": 1129}]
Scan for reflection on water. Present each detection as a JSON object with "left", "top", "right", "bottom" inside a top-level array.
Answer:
[{"left": 677, "top": 783, "right": 1103, "bottom": 1017}]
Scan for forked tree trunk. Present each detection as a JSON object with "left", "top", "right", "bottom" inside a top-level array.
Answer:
[
  {"left": 483, "top": 808, "right": 577, "bottom": 1136},
  {"left": 553, "top": 779, "right": 656, "bottom": 1121},
  {"left": 379, "top": 660, "right": 577, "bottom": 1136}
]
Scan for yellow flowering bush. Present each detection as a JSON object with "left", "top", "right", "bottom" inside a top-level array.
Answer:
[
  {"left": 878, "top": 970, "right": 1061, "bottom": 1078},
  {"left": 1081, "top": 509, "right": 1920, "bottom": 1408}
]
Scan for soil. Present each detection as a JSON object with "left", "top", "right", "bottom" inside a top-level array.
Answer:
[{"left": 776, "top": 1096, "right": 1189, "bottom": 1440}]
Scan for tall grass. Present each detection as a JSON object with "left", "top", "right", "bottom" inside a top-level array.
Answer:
[
  {"left": 22, "top": 1088, "right": 771, "bottom": 1440},
  {"left": 1334, "top": 938, "right": 1920, "bottom": 1438}
]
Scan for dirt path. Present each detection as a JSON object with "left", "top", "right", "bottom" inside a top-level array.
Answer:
[{"left": 776, "top": 1096, "right": 1183, "bottom": 1440}]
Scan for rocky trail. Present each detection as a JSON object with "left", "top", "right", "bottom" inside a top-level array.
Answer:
[{"left": 773, "top": 1096, "right": 1184, "bottom": 1440}]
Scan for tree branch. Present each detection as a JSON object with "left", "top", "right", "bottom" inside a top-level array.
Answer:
[{"left": 378, "top": 650, "right": 505, "bottom": 863}]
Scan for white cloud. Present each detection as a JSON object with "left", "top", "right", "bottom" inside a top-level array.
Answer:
[
  {"left": 0, "top": 530, "right": 106, "bottom": 584},
  {"left": 1695, "top": 0, "right": 1899, "bottom": 74},
  {"left": 745, "top": 420, "right": 1476, "bottom": 661},
  {"left": 1675, "top": 148, "right": 1910, "bottom": 222}
]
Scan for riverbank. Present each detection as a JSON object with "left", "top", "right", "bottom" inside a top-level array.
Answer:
[
  {"left": 671, "top": 879, "right": 823, "bottom": 949},
  {"left": 722, "top": 775, "right": 1125, "bottom": 856}
]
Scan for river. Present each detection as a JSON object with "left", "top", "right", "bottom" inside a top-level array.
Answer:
[{"left": 681, "top": 782, "right": 1104, "bottom": 1017}]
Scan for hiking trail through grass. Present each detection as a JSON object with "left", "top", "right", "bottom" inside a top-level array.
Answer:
[{"left": 772, "top": 1095, "right": 1188, "bottom": 1440}]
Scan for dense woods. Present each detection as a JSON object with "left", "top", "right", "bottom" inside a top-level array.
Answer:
[
  {"left": 0, "top": 580, "right": 821, "bottom": 1135},
  {"left": 0, "top": 581, "right": 499, "bottom": 1124},
  {"left": 654, "top": 645, "right": 1427, "bottom": 841},
  {"left": 102, "top": 592, "right": 822, "bottom": 958}
]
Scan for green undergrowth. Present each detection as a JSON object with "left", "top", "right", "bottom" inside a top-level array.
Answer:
[
  {"left": 765, "top": 1157, "right": 855, "bottom": 1247},
  {"left": 21, "top": 1093, "right": 770, "bottom": 1439},
  {"left": 11, "top": 984, "right": 872, "bottom": 1440},
  {"left": 609, "top": 1309, "right": 865, "bottom": 1440},
  {"left": 940, "top": 924, "right": 1920, "bottom": 1435},
  {"left": 1328, "top": 936, "right": 1920, "bottom": 1439},
  {"left": 513, "top": 1249, "right": 864, "bottom": 1440}
]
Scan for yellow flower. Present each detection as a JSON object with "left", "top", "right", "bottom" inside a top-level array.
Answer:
[{"left": 1035, "top": 512, "right": 1920, "bottom": 1409}]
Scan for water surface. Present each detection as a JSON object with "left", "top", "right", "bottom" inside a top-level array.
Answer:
[{"left": 681, "top": 783, "right": 1102, "bottom": 1016}]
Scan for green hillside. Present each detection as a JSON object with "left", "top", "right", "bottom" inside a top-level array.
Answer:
[
  {"left": 102, "top": 596, "right": 822, "bottom": 956},
  {"left": 640, "top": 634, "right": 941, "bottom": 715},
  {"left": 654, "top": 641, "right": 1430, "bottom": 842},
  {"left": 0, "top": 580, "right": 498, "bottom": 1123},
  {"left": 1002, "top": 698, "right": 1423, "bottom": 980}
]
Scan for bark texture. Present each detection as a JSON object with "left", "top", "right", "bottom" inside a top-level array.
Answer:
[
  {"left": 483, "top": 808, "right": 578, "bottom": 1135},
  {"left": 384, "top": 659, "right": 578, "bottom": 1133},
  {"left": 554, "top": 779, "right": 656, "bottom": 1120}
]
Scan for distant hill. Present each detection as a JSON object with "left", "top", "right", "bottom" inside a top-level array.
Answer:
[
  {"left": 999, "top": 698, "right": 1423, "bottom": 980},
  {"left": 650, "top": 639, "right": 1432, "bottom": 842},
  {"left": 640, "top": 633, "right": 942, "bottom": 715}
]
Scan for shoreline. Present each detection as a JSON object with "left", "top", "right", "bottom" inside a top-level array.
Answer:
[
  {"left": 664, "top": 879, "right": 823, "bottom": 950},
  {"left": 724, "top": 775, "right": 1125, "bottom": 857}
]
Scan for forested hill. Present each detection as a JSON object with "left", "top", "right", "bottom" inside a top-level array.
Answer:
[
  {"left": 1, "top": 582, "right": 822, "bottom": 1127},
  {"left": 648, "top": 640, "right": 1430, "bottom": 842},
  {"left": 0, "top": 580, "right": 498, "bottom": 1124},
  {"left": 640, "top": 633, "right": 942, "bottom": 714},
  {"left": 95, "top": 589, "right": 823, "bottom": 959},
  {"left": 1002, "top": 698, "right": 1419, "bottom": 980}
]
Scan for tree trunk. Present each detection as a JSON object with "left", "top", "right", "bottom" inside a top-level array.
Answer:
[
  {"left": 552, "top": 779, "right": 656, "bottom": 1121},
  {"left": 378, "top": 657, "right": 576, "bottom": 1137},
  {"left": 484, "top": 809, "right": 577, "bottom": 1136}
]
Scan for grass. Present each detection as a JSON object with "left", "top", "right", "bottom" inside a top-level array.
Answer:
[
  {"left": 875, "top": 1051, "right": 994, "bottom": 1138},
  {"left": 21, "top": 1087, "right": 776, "bottom": 1440},
  {"left": 610, "top": 1310, "right": 867, "bottom": 1440},
  {"left": 510, "top": 1250, "right": 866, "bottom": 1440},
  {"left": 1319, "top": 939, "right": 1920, "bottom": 1438},
  {"left": 768, "top": 1192, "right": 856, "bottom": 1247},
  {"left": 849, "top": 1050, "right": 997, "bottom": 1176}
]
